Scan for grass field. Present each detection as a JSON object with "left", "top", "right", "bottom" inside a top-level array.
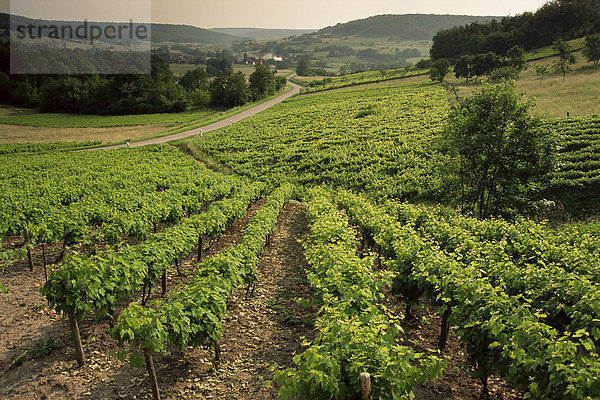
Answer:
[
  {"left": 169, "top": 63, "right": 266, "bottom": 77},
  {"left": 0, "top": 124, "right": 171, "bottom": 144},
  {"left": 525, "top": 37, "right": 586, "bottom": 61},
  {"left": 0, "top": 109, "right": 216, "bottom": 128},
  {"left": 448, "top": 50, "right": 600, "bottom": 118},
  {"left": 0, "top": 85, "right": 293, "bottom": 145}
]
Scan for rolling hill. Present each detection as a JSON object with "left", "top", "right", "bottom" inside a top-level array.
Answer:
[
  {"left": 315, "top": 14, "right": 500, "bottom": 41},
  {"left": 210, "top": 27, "right": 315, "bottom": 41},
  {"left": 0, "top": 13, "right": 247, "bottom": 45}
]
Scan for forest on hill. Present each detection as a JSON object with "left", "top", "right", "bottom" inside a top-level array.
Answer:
[
  {"left": 317, "top": 14, "right": 498, "bottom": 40},
  {"left": 431, "top": 0, "right": 600, "bottom": 60}
]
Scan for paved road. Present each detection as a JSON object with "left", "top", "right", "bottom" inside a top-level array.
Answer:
[{"left": 87, "top": 81, "right": 302, "bottom": 151}]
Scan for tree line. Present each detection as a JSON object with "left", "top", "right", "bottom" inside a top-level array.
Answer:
[
  {"left": 0, "top": 41, "right": 286, "bottom": 114},
  {"left": 428, "top": 35, "right": 600, "bottom": 85},
  {"left": 431, "top": 0, "right": 600, "bottom": 61}
]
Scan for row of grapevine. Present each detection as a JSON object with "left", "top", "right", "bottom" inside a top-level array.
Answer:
[
  {"left": 189, "top": 82, "right": 450, "bottom": 201},
  {"left": 382, "top": 201, "right": 600, "bottom": 341},
  {"left": 0, "top": 146, "right": 239, "bottom": 269},
  {"left": 112, "top": 184, "right": 295, "bottom": 400},
  {"left": 296, "top": 68, "right": 428, "bottom": 94},
  {"left": 546, "top": 116, "right": 600, "bottom": 188},
  {"left": 42, "top": 181, "right": 266, "bottom": 367},
  {"left": 274, "top": 188, "right": 444, "bottom": 399},
  {"left": 386, "top": 201, "right": 600, "bottom": 275},
  {"left": 334, "top": 189, "right": 600, "bottom": 399}
]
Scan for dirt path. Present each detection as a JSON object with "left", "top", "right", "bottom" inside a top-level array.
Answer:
[{"left": 88, "top": 82, "right": 301, "bottom": 151}]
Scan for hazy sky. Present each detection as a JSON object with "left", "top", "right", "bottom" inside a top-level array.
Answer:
[{"left": 3, "top": 0, "right": 551, "bottom": 29}]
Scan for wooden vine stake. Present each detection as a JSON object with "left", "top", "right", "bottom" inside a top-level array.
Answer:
[
  {"left": 144, "top": 350, "right": 161, "bottom": 400},
  {"left": 68, "top": 311, "right": 85, "bottom": 367},
  {"left": 438, "top": 306, "right": 452, "bottom": 351},
  {"left": 161, "top": 270, "right": 167, "bottom": 295},
  {"left": 42, "top": 243, "right": 48, "bottom": 283},
  {"left": 360, "top": 372, "right": 372, "bottom": 400},
  {"left": 23, "top": 227, "right": 34, "bottom": 272},
  {"left": 213, "top": 341, "right": 221, "bottom": 370}
]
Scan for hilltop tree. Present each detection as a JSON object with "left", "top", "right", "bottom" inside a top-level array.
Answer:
[
  {"left": 552, "top": 39, "right": 577, "bottom": 81},
  {"left": 583, "top": 34, "right": 600, "bottom": 67},
  {"left": 428, "top": 58, "right": 450, "bottom": 83},
  {"left": 443, "top": 82, "right": 554, "bottom": 219}
]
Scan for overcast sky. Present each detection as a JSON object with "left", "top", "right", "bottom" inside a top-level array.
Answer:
[{"left": 3, "top": 0, "right": 551, "bottom": 29}]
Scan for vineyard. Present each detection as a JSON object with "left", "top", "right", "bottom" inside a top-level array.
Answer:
[
  {"left": 182, "top": 82, "right": 450, "bottom": 201},
  {"left": 0, "top": 146, "right": 312, "bottom": 399},
  {"left": 543, "top": 116, "right": 600, "bottom": 213},
  {"left": 1, "top": 75, "right": 600, "bottom": 400},
  {"left": 293, "top": 68, "right": 428, "bottom": 94}
]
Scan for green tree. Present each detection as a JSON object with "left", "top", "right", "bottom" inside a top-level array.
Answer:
[
  {"left": 454, "top": 54, "right": 474, "bottom": 82},
  {"left": 583, "top": 34, "right": 600, "bottom": 67},
  {"left": 428, "top": 58, "right": 450, "bottom": 82},
  {"left": 415, "top": 59, "right": 433, "bottom": 69},
  {"left": 443, "top": 83, "right": 554, "bottom": 219},
  {"left": 209, "top": 69, "right": 249, "bottom": 108},
  {"left": 248, "top": 63, "right": 275, "bottom": 100},
  {"left": 179, "top": 67, "right": 209, "bottom": 91},
  {"left": 274, "top": 75, "right": 288, "bottom": 91},
  {"left": 505, "top": 45, "right": 527, "bottom": 72},
  {"left": 534, "top": 64, "right": 550, "bottom": 85},
  {"left": 296, "top": 58, "right": 311, "bottom": 76},
  {"left": 206, "top": 58, "right": 232, "bottom": 76},
  {"left": 472, "top": 52, "right": 501, "bottom": 81},
  {"left": 552, "top": 39, "right": 577, "bottom": 81},
  {"left": 188, "top": 89, "right": 211, "bottom": 108}
]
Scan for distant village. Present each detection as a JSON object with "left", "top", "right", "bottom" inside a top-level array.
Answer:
[{"left": 162, "top": 51, "right": 283, "bottom": 65}]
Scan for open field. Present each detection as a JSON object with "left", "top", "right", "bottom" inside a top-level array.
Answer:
[
  {"left": 0, "top": 124, "right": 172, "bottom": 144},
  {"left": 0, "top": 109, "right": 215, "bottom": 128},
  {"left": 169, "top": 63, "right": 268, "bottom": 77},
  {"left": 180, "top": 82, "right": 450, "bottom": 200},
  {"left": 448, "top": 50, "right": 600, "bottom": 118},
  {"left": 0, "top": 85, "right": 294, "bottom": 145}
]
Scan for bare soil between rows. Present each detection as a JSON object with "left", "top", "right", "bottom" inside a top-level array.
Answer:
[{"left": 1, "top": 200, "right": 523, "bottom": 400}]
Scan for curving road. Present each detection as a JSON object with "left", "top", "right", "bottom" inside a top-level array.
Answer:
[{"left": 87, "top": 81, "right": 302, "bottom": 151}]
